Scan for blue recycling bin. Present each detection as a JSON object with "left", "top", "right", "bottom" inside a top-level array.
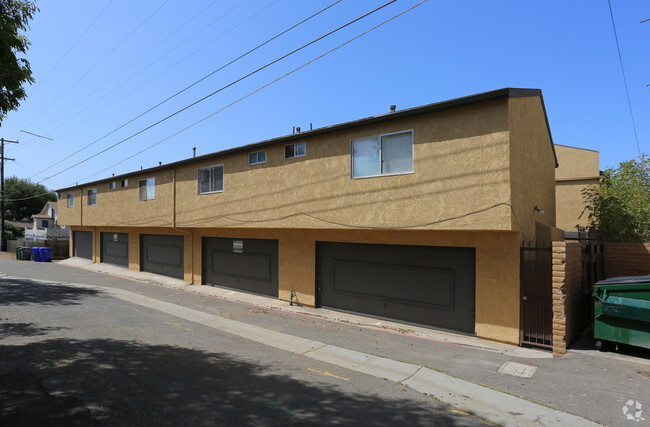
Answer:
[
  {"left": 40, "top": 247, "right": 53, "bottom": 262},
  {"left": 32, "top": 247, "right": 42, "bottom": 262}
]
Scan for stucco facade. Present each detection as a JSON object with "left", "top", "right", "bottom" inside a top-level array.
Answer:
[
  {"left": 58, "top": 88, "right": 558, "bottom": 345},
  {"left": 554, "top": 145, "right": 600, "bottom": 232}
]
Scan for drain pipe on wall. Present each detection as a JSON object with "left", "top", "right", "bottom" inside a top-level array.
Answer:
[{"left": 171, "top": 167, "right": 195, "bottom": 284}]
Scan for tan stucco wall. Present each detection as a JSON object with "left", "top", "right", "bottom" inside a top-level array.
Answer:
[
  {"left": 60, "top": 171, "right": 174, "bottom": 228},
  {"left": 508, "top": 97, "right": 557, "bottom": 243},
  {"left": 554, "top": 145, "right": 600, "bottom": 231},
  {"left": 61, "top": 101, "right": 516, "bottom": 232},
  {"left": 555, "top": 145, "right": 599, "bottom": 180},
  {"left": 70, "top": 225, "right": 521, "bottom": 345}
]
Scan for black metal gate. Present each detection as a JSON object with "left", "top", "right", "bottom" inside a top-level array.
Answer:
[
  {"left": 520, "top": 243, "right": 552, "bottom": 349},
  {"left": 581, "top": 241, "right": 604, "bottom": 327}
]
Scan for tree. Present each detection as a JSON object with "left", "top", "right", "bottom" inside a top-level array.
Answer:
[
  {"left": 4, "top": 221, "right": 23, "bottom": 240},
  {"left": 4, "top": 176, "right": 56, "bottom": 220},
  {"left": 0, "top": 0, "right": 38, "bottom": 124},
  {"left": 581, "top": 154, "right": 650, "bottom": 242}
]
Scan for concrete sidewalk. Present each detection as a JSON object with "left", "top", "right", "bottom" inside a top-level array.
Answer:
[{"left": 9, "top": 257, "right": 650, "bottom": 425}]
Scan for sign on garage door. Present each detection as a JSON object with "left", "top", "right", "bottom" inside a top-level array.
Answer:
[
  {"left": 202, "top": 237, "right": 278, "bottom": 297},
  {"left": 317, "top": 242, "right": 476, "bottom": 333}
]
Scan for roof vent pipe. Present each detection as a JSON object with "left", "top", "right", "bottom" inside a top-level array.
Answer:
[
  {"left": 193, "top": 147, "right": 196, "bottom": 158},
  {"left": 292, "top": 126, "right": 295, "bottom": 134},
  {"left": 159, "top": 161, "right": 162, "bottom": 166},
  {"left": 310, "top": 122, "right": 313, "bottom": 130},
  {"left": 390, "top": 105, "right": 396, "bottom": 112},
  {"left": 296, "top": 126, "right": 301, "bottom": 133}
]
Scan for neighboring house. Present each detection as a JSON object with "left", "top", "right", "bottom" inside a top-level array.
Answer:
[
  {"left": 57, "top": 88, "right": 559, "bottom": 345},
  {"left": 26, "top": 201, "right": 69, "bottom": 240},
  {"left": 554, "top": 145, "right": 600, "bottom": 235}
]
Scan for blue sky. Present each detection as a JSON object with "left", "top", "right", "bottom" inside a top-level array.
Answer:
[{"left": 1, "top": 0, "right": 648, "bottom": 190}]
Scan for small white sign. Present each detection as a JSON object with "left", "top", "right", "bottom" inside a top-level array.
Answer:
[
  {"left": 113, "top": 234, "right": 118, "bottom": 242},
  {"left": 233, "top": 240, "right": 243, "bottom": 253}
]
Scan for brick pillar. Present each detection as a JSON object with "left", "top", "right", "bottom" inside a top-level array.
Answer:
[{"left": 552, "top": 241, "right": 567, "bottom": 356}]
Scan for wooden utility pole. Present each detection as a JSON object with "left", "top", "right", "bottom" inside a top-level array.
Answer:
[{"left": 1, "top": 138, "right": 18, "bottom": 252}]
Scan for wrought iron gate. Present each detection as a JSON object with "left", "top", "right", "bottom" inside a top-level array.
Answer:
[{"left": 520, "top": 244, "right": 553, "bottom": 349}]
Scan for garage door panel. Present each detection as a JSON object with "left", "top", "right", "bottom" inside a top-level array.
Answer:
[
  {"left": 101, "top": 233, "right": 129, "bottom": 267},
  {"left": 332, "top": 260, "right": 455, "bottom": 309},
  {"left": 141, "top": 235, "right": 184, "bottom": 279},
  {"left": 73, "top": 231, "right": 92, "bottom": 260},
  {"left": 211, "top": 250, "right": 271, "bottom": 282},
  {"left": 147, "top": 244, "right": 183, "bottom": 267},
  {"left": 203, "top": 238, "right": 278, "bottom": 297},
  {"left": 318, "top": 242, "right": 475, "bottom": 333}
]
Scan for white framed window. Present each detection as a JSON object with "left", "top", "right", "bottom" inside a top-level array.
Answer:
[
  {"left": 109, "top": 181, "right": 116, "bottom": 190},
  {"left": 121, "top": 179, "right": 128, "bottom": 188},
  {"left": 87, "top": 189, "right": 97, "bottom": 206},
  {"left": 249, "top": 150, "right": 266, "bottom": 165},
  {"left": 67, "top": 193, "right": 74, "bottom": 208},
  {"left": 138, "top": 178, "right": 155, "bottom": 201},
  {"left": 351, "top": 130, "right": 413, "bottom": 178},
  {"left": 285, "top": 142, "right": 306, "bottom": 159},
  {"left": 197, "top": 164, "right": 224, "bottom": 194}
]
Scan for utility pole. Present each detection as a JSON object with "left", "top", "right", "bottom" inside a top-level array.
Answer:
[{"left": 1, "top": 138, "right": 18, "bottom": 252}]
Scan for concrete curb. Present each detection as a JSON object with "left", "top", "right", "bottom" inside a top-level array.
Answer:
[{"left": 10, "top": 274, "right": 596, "bottom": 427}]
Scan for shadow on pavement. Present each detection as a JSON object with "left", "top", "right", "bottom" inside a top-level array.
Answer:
[
  {"left": 0, "top": 336, "right": 477, "bottom": 426},
  {"left": 0, "top": 323, "right": 68, "bottom": 338},
  {"left": 0, "top": 277, "right": 101, "bottom": 306},
  {"left": 569, "top": 325, "right": 650, "bottom": 360}
]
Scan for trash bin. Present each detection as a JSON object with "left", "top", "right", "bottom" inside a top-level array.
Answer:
[
  {"left": 593, "top": 275, "right": 650, "bottom": 351},
  {"left": 32, "top": 247, "right": 42, "bottom": 262},
  {"left": 16, "top": 246, "right": 23, "bottom": 260},
  {"left": 21, "top": 247, "right": 32, "bottom": 261},
  {"left": 40, "top": 247, "right": 53, "bottom": 262}
]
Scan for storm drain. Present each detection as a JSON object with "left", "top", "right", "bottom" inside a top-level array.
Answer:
[{"left": 498, "top": 361, "right": 537, "bottom": 378}]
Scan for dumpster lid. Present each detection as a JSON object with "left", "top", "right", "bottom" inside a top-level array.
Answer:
[{"left": 595, "top": 275, "right": 650, "bottom": 286}]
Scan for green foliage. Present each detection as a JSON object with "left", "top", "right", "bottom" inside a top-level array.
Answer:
[
  {"left": 581, "top": 154, "right": 650, "bottom": 242},
  {"left": 4, "top": 221, "right": 23, "bottom": 240},
  {"left": 4, "top": 176, "right": 56, "bottom": 220},
  {"left": 0, "top": 0, "right": 38, "bottom": 123}
]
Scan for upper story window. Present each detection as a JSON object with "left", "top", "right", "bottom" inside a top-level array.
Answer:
[
  {"left": 67, "top": 193, "right": 74, "bottom": 208},
  {"left": 87, "top": 189, "right": 97, "bottom": 206},
  {"left": 249, "top": 150, "right": 266, "bottom": 165},
  {"left": 351, "top": 130, "right": 414, "bottom": 178},
  {"left": 121, "top": 179, "right": 128, "bottom": 188},
  {"left": 285, "top": 142, "right": 306, "bottom": 159},
  {"left": 138, "top": 178, "right": 155, "bottom": 201},
  {"left": 109, "top": 181, "right": 116, "bottom": 190},
  {"left": 198, "top": 164, "right": 224, "bottom": 194}
]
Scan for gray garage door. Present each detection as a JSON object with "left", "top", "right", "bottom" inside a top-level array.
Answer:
[
  {"left": 141, "top": 234, "right": 184, "bottom": 279},
  {"left": 317, "top": 242, "right": 476, "bottom": 333},
  {"left": 202, "top": 237, "right": 278, "bottom": 297},
  {"left": 73, "top": 231, "right": 93, "bottom": 260},
  {"left": 101, "top": 232, "right": 129, "bottom": 267}
]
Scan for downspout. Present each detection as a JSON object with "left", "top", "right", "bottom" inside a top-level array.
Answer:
[{"left": 170, "top": 168, "right": 194, "bottom": 284}]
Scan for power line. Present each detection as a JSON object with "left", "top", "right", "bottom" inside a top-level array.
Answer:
[
  {"left": 76, "top": 0, "right": 429, "bottom": 185},
  {"left": 24, "top": 0, "right": 172, "bottom": 130},
  {"left": 608, "top": 0, "right": 642, "bottom": 156},
  {"left": 29, "top": 0, "right": 115, "bottom": 96},
  {"left": 37, "top": 0, "right": 246, "bottom": 137},
  {"left": 38, "top": 0, "right": 397, "bottom": 184},
  {"left": 30, "top": 0, "right": 342, "bottom": 179}
]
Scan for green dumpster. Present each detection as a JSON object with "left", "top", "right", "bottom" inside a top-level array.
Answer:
[
  {"left": 593, "top": 275, "right": 650, "bottom": 351},
  {"left": 16, "top": 246, "right": 23, "bottom": 260}
]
